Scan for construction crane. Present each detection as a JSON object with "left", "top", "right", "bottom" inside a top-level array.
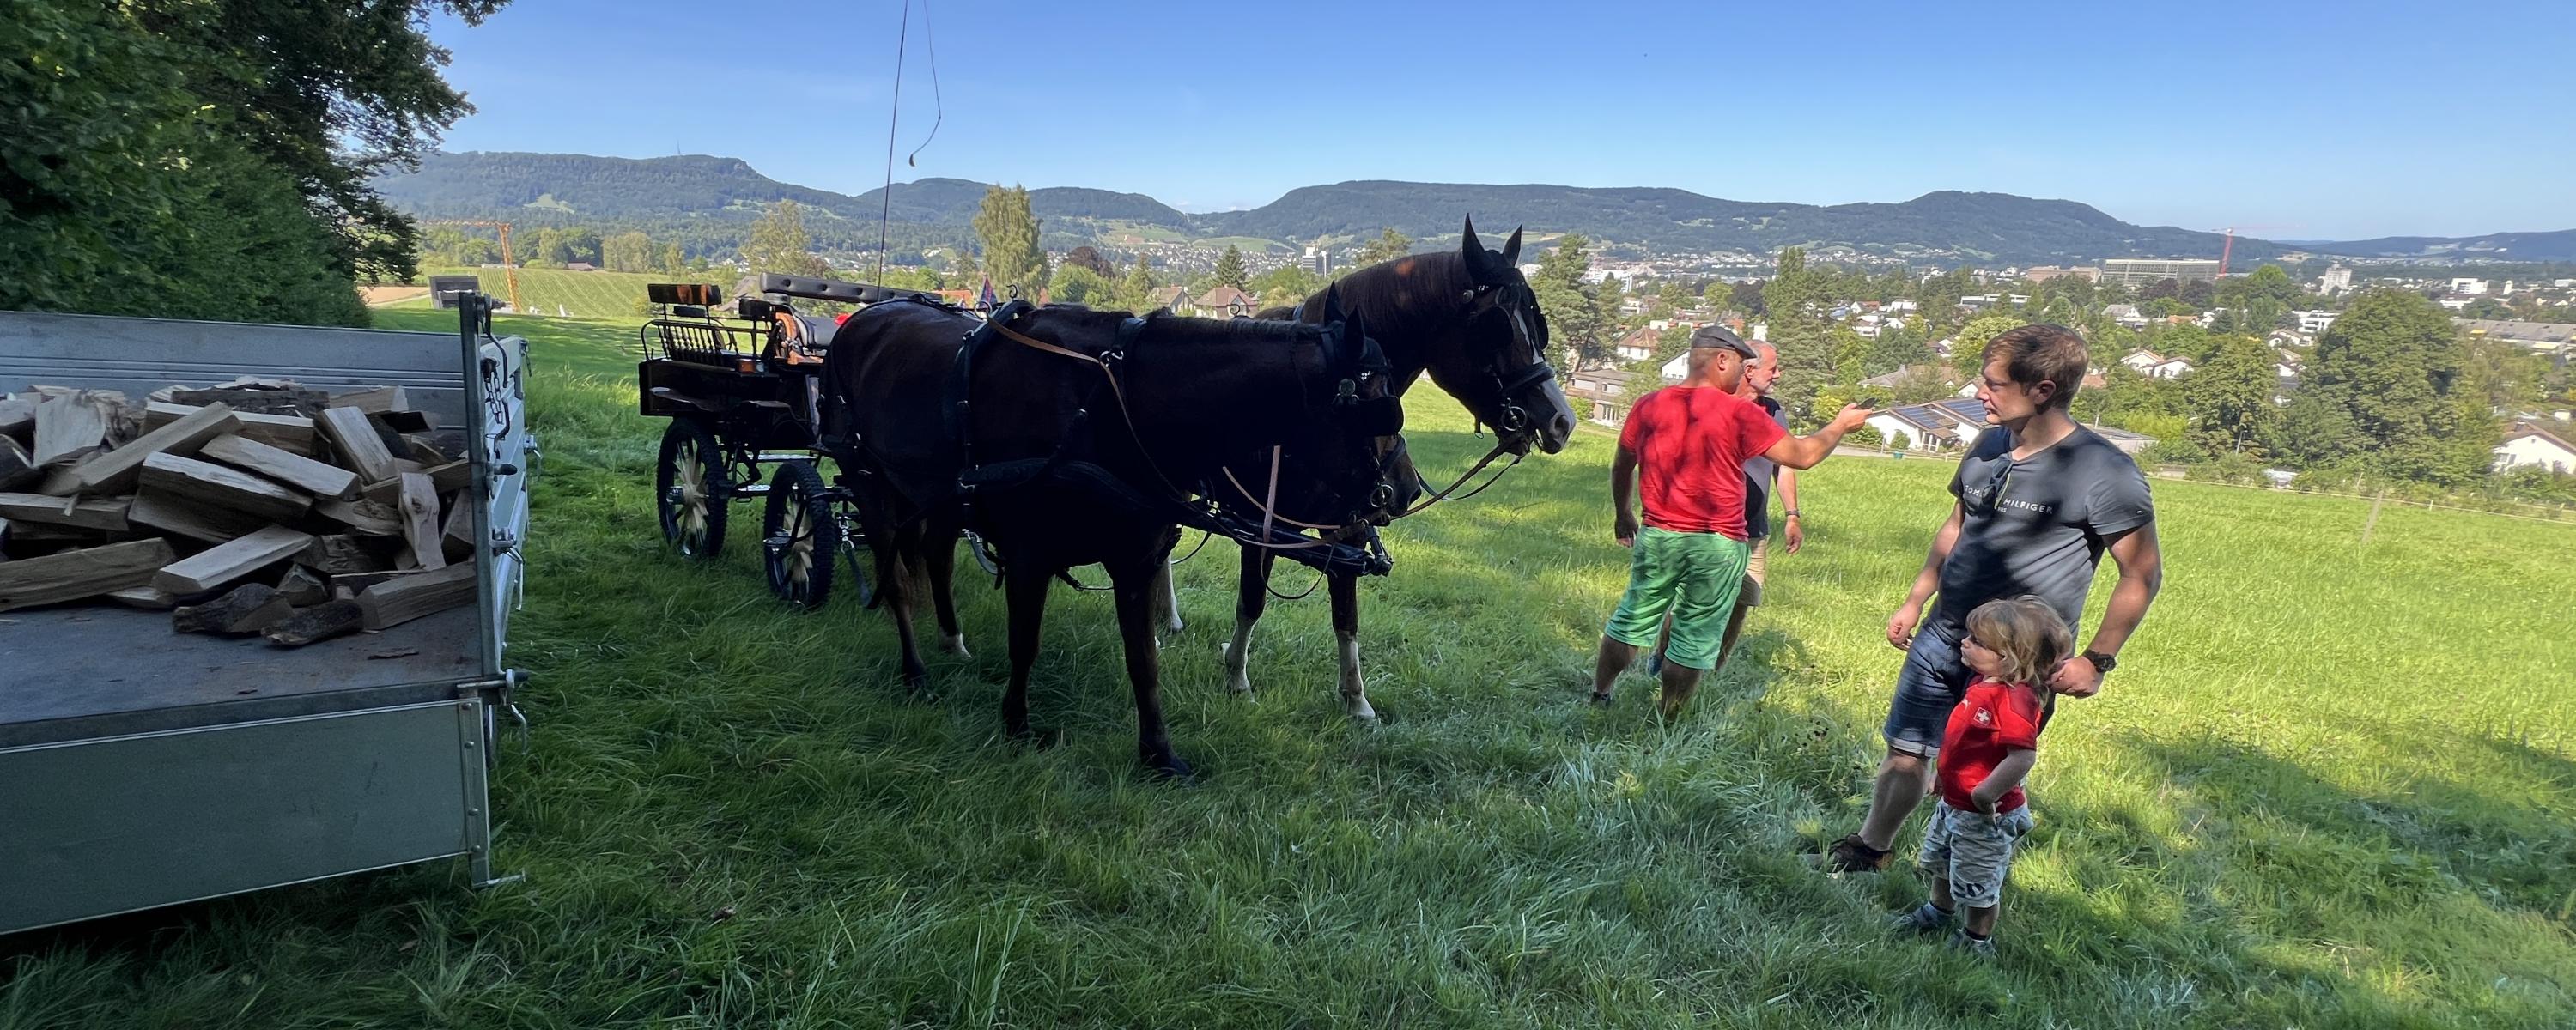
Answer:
[
  {"left": 2212, "top": 224, "right": 2301, "bottom": 276},
  {"left": 422, "top": 219, "right": 525, "bottom": 313}
]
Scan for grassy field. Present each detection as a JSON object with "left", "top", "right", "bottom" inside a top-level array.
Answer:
[
  {"left": 3, "top": 309, "right": 2572, "bottom": 1028},
  {"left": 390, "top": 267, "right": 669, "bottom": 319}
]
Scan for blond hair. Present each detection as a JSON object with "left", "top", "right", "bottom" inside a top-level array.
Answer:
[{"left": 1964, "top": 596, "right": 2073, "bottom": 688}]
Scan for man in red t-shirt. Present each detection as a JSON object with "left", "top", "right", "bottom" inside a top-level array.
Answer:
[{"left": 1591, "top": 325, "right": 1872, "bottom": 718}]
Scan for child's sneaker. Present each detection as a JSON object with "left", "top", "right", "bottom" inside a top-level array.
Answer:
[
  {"left": 1947, "top": 929, "right": 1998, "bottom": 960},
  {"left": 1889, "top": 902, "right": 1953, "bottom": 936}
]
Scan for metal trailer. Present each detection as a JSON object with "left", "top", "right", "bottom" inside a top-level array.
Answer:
[{"left": 0, "top": 297, "right": 535, "bottom": 936}]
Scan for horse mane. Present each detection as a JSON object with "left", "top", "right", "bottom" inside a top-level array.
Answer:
[{"left": 1326, "top": 249, "right": 1474, "bottom": 318}]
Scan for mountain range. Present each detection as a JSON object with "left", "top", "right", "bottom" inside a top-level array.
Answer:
[{"left": 375, "top": 151, "right": 2576, "bottom": 265}]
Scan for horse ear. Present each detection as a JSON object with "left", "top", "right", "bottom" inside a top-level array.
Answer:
[
  {"left": 1501, "top": 226, "right": 1523, "bottom": 267},
  {"left": 1460, "top": 216, "right": 1484, "bottom": 263},
  {"left": 1322, "top": 283, "right": 1345, "bottom": 325}
]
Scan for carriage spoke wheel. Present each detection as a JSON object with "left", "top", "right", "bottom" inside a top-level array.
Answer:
[
  {"left": 762, "top": 461, "right": 846, "bottom": 611},
  {"left": 656, "top": 420, "right": 729, "bottom": 558}
]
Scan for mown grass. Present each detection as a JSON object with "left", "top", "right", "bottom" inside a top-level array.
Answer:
[{"left": 3, "top": 310, "right": 2571, "bottom": 1028}]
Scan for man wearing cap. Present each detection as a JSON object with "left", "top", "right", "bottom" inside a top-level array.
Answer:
[
  {"left": 1645, "top": 339, "right": 1801, "bottom": 690},
  {"left": 1590, "top": 325, "right": 1872, "bottom": 718}
]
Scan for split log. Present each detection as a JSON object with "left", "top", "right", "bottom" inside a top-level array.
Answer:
[
  {"left": 329, "top": 385, "right": 409, "bottom": 415},
  {"left": 0, "top": 492, "right": 131, "bottom": 531},
  {"left": 264, "top": 599, "right": 365, "bottom": 647},
  {"left": 398, "top": 473, "right": 446, "bottom": 571},
  {"left": 32, "top": 392, "right": 112, "bottom": 466},
  {"left": 314, "top": 497, "right": 404, "bottom": 536},
  {"left": 0, "top": 437, "right": 34, "bottom": 491},
  {"left": 146, "top": 402, "right": 315, "bottom": 455},
  {"left": 137, "top": 451, "right": 311, "bottom": 522},
  {"left": 406, "top": 435, "right": 449, "bottom": 464},
  {"left": 301, "top": 535, "right": 386, "bottom": 575},
  {"left": 276, "top": 565, "right": 331, "bottom": 606},
  {"left": 423, "top": 459, "right": 472, "bottom": 495},
  {"left": 40, "top": 403, "right": 240, "bottom": 497},
  {"left": 173, "top": 584, "right": 294, "bottom": 635},
  {"left": 152, "top": 524, "right": 313, "bottom": 594},
  {"left": 169, "top": 387, "right": 326, "bottom": 415},
  {"left": 0, "top": 538, "right": 175, "bottom": 612},
  {"left": 356, "top": 561, "right": 477, "bottom": 630},
  {"left": 328, "top": 569, "right": 415, "bottom": 597},
  {"left": 440, "top": 492, "right": 477, "bottom": 560},
  {"left": 106, "top": 585, "right": 179, "bottom": 609},
  {"left": 0, "top": 394, "right": 35, "bottom": 439},
  {"left": 315, "top": 407, "right": 398, "bottom": 483},
  {"left": 199, "top": 433, "right": 357, "bottom": 500},
  {"left": 128, "top": 488, "right": 269, "bottom": 543}
]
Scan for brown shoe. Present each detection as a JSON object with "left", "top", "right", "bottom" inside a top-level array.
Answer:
[{"left": 1821, "top": 833, "right": 1893, "bottom": 873}]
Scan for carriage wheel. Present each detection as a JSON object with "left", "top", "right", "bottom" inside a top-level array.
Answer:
[
  {"left": 656, "top": 420, "right": 729, "bottom": 558},
  {"left": 762, "top": 461, "right": 841, "bottom": 610}
]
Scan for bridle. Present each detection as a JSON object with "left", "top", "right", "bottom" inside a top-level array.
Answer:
[{"left": 1394, "top": 276, "right": 1556, "bottom": 517}]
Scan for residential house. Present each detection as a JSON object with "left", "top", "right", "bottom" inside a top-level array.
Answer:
[
  {"left": 1145, "top": 285, "right": 1190, "bottom": 312},
  {"left": 1866, "top": 405, "right": 1958, "bottom": 451},
  {"left": 2294, "top": 310, "right": 2337, "bottom": 334},
  {"left": 1563, "top": 368, "right": 1639, "bottom": 426},
  {"left": 2087, "top": 425, "right": 2158, "bottom": 456},
  {"left": 1859, "top": 363, "right": 1957, "bottom": 393},
  {"left": 2455, "top": 319, "right": 2576, "bottom": 354},
  {"left": 1612, "top": 326, "right": 1659, "bottom": 363},
  {"left": 2102, "top": 304, "right": 2148, "bottom": 329},
  {"left": 1659, "top": 351, "right": 1692, "bottom": 385},
  {"left": 1194, "top": 286, "right": 1260, "bottom": 318},
  {"left": 2119, "top": 350, "right": 2195, "bottom": 379},
  {"left": 2494, "top": 422, "right": 2576, "bottom": 474}
]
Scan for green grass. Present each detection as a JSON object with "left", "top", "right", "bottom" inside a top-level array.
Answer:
[
  {"left": 1189, "top": 235, "right": 1288, "bottom": 253},
  {"left": 4, "top": 309, "right": 2572, "bottom": 1028},
  {"left": 390, "top": 267, "right": 673, "bottom": 319}
]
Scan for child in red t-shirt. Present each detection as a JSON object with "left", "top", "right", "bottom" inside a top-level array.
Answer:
[{"left": 1890, "top": 596, "right": 2070, "bottom": 957}]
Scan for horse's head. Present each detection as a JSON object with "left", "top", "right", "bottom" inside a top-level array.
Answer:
[
  {"left": 1453, "top": 216, "right": 1577, "bottom": 455},
  {"left": 1308, "top": 286, "right": 1421, "bottom": 528}
]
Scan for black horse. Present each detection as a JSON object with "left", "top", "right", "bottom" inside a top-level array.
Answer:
[
  {"left": 823, "top": 295, "right": 1416, "bottom": 776},
  {"left": 1212, "top": 217, "right": 1578, "bottom": 720}
]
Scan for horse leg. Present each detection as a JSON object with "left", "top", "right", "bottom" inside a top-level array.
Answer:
[
  {"left": 1151, "top": 525, "right": 1183, "bottom": 644},
  {"left": 1220, "top": 544, "right": 1275, "bottom": 697},
  {"left": 1001, "top": 562, "right": 1050, "bottom": 742},
  {"left": 870, "top": 522, "right": 928, "bottom": 694},
  {"left": 1111, "top": 552, "right": 1190, "bottom": 778},
  {"left": 924, "top": 526, "right": 969, "bottom": 657},
  {"left": 1329, "top": 573, "right": 1376, "bottom": 722}
]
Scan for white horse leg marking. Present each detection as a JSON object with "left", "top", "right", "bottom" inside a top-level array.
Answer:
[
  {"left": 942, "top": 632, "right": 971, "bottom": 657},
  {"left": 1222, "top": 614, "right": 1257, "bottom": 695},
  {"left": 1337, "top": 630, "right": 1376, "bottom": 722}
]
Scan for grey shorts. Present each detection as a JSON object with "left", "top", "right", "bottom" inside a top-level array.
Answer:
[{"left": 1917, "top": 800, "right": 2033, "bottom": 909}]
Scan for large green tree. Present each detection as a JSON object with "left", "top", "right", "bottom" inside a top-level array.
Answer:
[
  {"left": 2290, "top": 288, "right": 2471, "bottom": 481},
  {"left": 1212, "top": 245, "right": 1249, "bottom": 291},
  {"left": 1762, "top": 249, "right": 1835, "bottom": 418},
  {"left": 1951, "top": 312, "right": 2025, "bottom": 379},
  {"left": 970, "top": 185, "right": 1048, "bottom": 295},
  {"left": 741, "top": 200, "right": 829, "bottom": 281},
  {"left": 1532, "top": 235, "right": 1613, "bottom": 369},
  {"left": 2186, "top": 335, "right": 2281, "bottom": 456},
  {"left": 1353, "top": 229, "right": 1413, "bottom": 269}
]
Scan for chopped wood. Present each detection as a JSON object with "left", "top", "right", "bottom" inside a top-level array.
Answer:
[
  {"left": 424, "top": 459, "right": 472, "bottom": 495},
  {"left": 264, "top": 598, "right": 364, "bottom": 647},
  {"left": 357, "top": 561, "right": 476, "bottom": 630},
  {"left": 211, "top": 375, "right": 300, "bottom": 391},
  {"left": 40, "top": 403, "right": 240, "bottom": 497},
  {"left": 0, "top": 437, "right": 36, "bottom": 491},
  {"left": 173, "top": 584, "right": 294, "bottom": 635},
  {"left": 0, "top": 394, "right": 35, "bottom": 439},
  {"left": 0, "top": 538, "right": 175, "bottom": 612},
  {"left": 301, "top": 534, "right": 386, "bottom": 575},
  {"left": 328, "top": 569, "right": 415, "bottom": 596},
  {"left": 200, "top": 433, "right": 357, "bottom": 500},
  {"left": 152, "top": 524, "right": 313, "bottom": 595},
  {"left": 276, "top": 564, "right": 330, "bottom": 605},
  {"left": 0, "top": 492, "right": 131, "bottom": 531},
  {"left": 127, "top": 488, "right": 268, "bottom": 543},
  {"left": 315, "top": 496, "right": 403, "bottom": 536},
  {"left": 315, "top": 407, "right": 398, "bottom": 483},
  {"left": 106, "top": 585, "right": 179, "bottom": 609},
  {"left": 329, "top": 385, "right": 410, "bottom": 415},
  {"left": 440, "top": 491, "right": 477, "bottom": 560},
  {"left": 170, "top": 387, "right": 325, "bottom": 415},
  {"left": 137, "top": 451, "right": 311, "bottom": 522},
  {"left": 0, "top": 520, "right": 125, "bottom": 544},
  {"left": 145, "top": 403, "right": 314, "bottom": 455},
  {"left": 32, "top": 392, "right": 112, "bottom": 466},
  {"left": 374, "top": 409, "right": 436, "bottom": 434},
  {"left": 405, "top": 435, "right": 450, "bottom": 464}
]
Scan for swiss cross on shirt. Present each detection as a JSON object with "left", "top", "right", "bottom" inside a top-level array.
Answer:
[{"left": 1972, "top": 706, "right": 1996, "bottom": 728}]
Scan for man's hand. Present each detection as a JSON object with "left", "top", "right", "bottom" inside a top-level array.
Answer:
[
  {"left": 2049, "top": 654, "right": 2103, "bottom": 698},
  {"left": 1886, "top": 601, "right": 1923, "bottom": 650},
  {"left": 1831, "top": 403, "right": 1874, "bottom": 433},
  {"left": 1614, "top": 510, "right": 1639, "bottom": 548},
  {"left": 1783, "top": 515, "right": 1804, "bottom": 554}
]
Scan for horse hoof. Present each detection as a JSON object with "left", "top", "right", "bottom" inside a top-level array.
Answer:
[
  {"left": 941, "top": 633, "right": 971, "bottom": 657},
  {"left": 1344, "top": 698, "right": 1379, "bottom": 723},
  {"left": 1141, "top": 754, "right": 1195, "bottom": 781}
]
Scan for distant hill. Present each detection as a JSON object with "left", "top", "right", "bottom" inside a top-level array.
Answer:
[{"left": 376, "top": 151, "right": 2576, "bottom": 265}]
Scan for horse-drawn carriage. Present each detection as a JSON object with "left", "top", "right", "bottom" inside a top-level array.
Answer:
[{"left": 635, "top": 273, "right": 993, "bottom": 610}]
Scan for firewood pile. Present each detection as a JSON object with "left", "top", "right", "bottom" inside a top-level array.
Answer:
[{"left": 0, "top": 379, "right": 479, "bottom": 646}]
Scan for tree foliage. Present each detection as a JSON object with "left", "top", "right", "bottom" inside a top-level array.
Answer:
[
  {"left": 742, "top": 201, "right": 829, "bottom": 281},
  {"left": 2289, "top": 288, "right": 2477, "bottom": 482},
  {"left": 1532, "top": 235, "right": 1614, "bottom": 370},
  {"left": 2186, "top": 335, "right": 2281, "bottom": 456},
  {"left": 971, "top": 185, "right": 1048, "bottom": 294},
  {"left": 1353, "top": 228, "right": 1414, "bottom": 268},
  {"left": 1212, "top": 245, "right": 1249, "bottom": 291}
]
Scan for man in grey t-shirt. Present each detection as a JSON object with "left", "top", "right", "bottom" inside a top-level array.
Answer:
[{"left": 1821, "top": 324, "right": 2165, "bottom": 876}]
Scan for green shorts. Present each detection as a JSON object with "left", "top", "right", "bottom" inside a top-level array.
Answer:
[{"left": 1603, "top": 527, "right": 1751, "bottom": 670}]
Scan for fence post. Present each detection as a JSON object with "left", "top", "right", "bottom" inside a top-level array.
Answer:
[{"left": 2359, "top": 488, "right": 2386, "bottom": 547}]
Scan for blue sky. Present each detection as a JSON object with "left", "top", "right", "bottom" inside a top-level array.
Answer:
[{"left": 423, "top": 1, "right": 2571, "bottom": 239}]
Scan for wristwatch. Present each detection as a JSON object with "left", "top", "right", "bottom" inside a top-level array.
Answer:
[
  {"left": 2080, "top": 649, "right": 2118, "bottom": 675},
  {"left": 1783, "top": 508, "right": 1801, "bottom": 518}
]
